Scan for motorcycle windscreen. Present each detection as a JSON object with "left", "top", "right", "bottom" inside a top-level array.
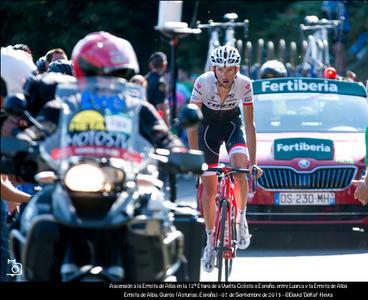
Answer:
[{"left": 40, "top": 76, "right": 154, "bottom": 177}]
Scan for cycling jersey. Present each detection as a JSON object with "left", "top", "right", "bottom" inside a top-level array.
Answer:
[
  {"left": 190, "top": 71, "right": 253, "bottom": 123},
  {"left": 190, "top": 72, "right": 253, "bottom": 167}
]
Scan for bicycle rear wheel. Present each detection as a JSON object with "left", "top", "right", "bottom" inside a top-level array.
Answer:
[{"left": 217, "top": 199, "right": 227, "bottom": 282}]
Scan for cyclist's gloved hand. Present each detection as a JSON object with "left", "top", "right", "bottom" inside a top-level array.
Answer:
[
  {"left": 247, "top": 164, "right": 261, "bottom": 196},
  {"left": 249, "top": 164, "right": 263, "bottom": 179}
]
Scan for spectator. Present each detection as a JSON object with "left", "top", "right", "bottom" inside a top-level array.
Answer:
[
  {"left": 177, "top": 69, "right": 192, "bottom": 109},
  {"left": 1, "top": 46, "right": 36, "bottom": 99},
  {"left": 1, "top": 47, "right": 35, "bottom": 282},
  {"left": 145, "top": 51, "right": 170, "bottom": 126},
  {"left": 47, "top": 59, "right": 73, "bottom": 76},
  {"left": 36, "top": 56, "right": 47, "bottom": 74},
  {"left": 12, "top": 43, "right": 33, "bottom": 61},
  {"left": 45, "top": 48, "right": 68, "bottom": 70}
]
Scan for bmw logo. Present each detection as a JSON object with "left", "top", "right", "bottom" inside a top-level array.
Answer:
[{"left": 298, "top": 159, "right": 310, "bottom": 168}]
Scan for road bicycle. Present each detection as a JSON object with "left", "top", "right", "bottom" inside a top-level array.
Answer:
[
  {"left": 299, "top": 15, "right": 343, "bottom": 77},
  {"left": 198, "top": 165, "right": 258, "bottom": 281},
  {"left": 197, "top": 13, "right": 249, "bottom": 72}
]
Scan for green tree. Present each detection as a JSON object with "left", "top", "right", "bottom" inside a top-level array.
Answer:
[{"left": 1, "top": 1, "right": 367, "bottom": 79}]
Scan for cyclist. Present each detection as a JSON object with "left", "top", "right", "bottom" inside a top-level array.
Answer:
[
  {"left": 187, "top": 45, "right": 262, "bottom": 272},
  {"left": 259, "top": 59, "right": 287, "bottom": 79}
]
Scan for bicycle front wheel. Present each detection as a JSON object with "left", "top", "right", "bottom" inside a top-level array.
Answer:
[
  {"left": 217, "top": 199, "right": 228, "bottom": 282},
  {"left": 225, "top": 258, "right": 233, "bottom": 281}
]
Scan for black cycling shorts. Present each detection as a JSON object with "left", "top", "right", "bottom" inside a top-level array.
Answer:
[{"left": 198, "top": 120, "right": 247, "bottom": 167}]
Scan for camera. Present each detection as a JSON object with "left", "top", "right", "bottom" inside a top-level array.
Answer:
[{"left": 6, "top": 259, "right": 23, "bottom": 277}]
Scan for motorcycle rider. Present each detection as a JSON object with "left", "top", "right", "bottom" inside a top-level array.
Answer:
[
  {"left": 2, "top": 32, "right": 200, "bottom": 282},
  {"left": 18, "top": 32, "right": 183, "bottom": 151},
  {"left": 9, "top": 32, "right": 186, "bottom": 233}
]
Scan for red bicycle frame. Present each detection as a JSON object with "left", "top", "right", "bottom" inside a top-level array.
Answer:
[{"left": 212, "top": 166, "right": 238, "bottom": 260}]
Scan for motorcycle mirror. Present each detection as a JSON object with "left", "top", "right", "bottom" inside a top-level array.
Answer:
[
  {"left": 176, "top": 103, "right": 203, "bottom": 129},
  {"left": 4, "top": 93, "right": 28, "bottom": 118},
  {"left": 167, "top": 149, "right": 206, "bottom": 174}
]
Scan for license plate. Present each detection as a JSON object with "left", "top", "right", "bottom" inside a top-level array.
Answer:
[{"left": 275, "top": 192, "right": 335, "bottom": 205}]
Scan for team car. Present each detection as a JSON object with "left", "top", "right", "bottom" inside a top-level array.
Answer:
[{"left": 218, "top": 77, "right": 368, "bottom": 227}]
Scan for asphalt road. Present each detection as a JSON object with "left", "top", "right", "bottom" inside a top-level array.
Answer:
[{"left": 172, "top": 175, "right": 368, "bottom": 282}]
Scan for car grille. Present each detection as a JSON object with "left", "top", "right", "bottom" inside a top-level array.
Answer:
[{"left": 258, "top": 166, "right": 357, "bottom": 190}]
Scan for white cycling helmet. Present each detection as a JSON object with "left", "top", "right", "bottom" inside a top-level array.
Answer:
[
  {"left": 210, "top": 45, "right": 241, "bottom": 67},
  {"left": 1, "top": 46, "right": 36, "bottom": 96}
]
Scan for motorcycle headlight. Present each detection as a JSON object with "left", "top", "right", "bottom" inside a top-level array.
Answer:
[{"left": 64, "top": 163, "right": 124, "bottom": 193}]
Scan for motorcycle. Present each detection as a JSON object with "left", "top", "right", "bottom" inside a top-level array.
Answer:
[{"left": 1, "top": 77, "right": 205, "bottom": 282}]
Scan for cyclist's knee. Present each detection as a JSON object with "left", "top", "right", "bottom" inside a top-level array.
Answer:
[{"left": 230, "top": 152, "right": 248, "bottom": 168}]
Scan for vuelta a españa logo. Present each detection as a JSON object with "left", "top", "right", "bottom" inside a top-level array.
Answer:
[{"left": 69, "top": 110, "right": 106, "bottom": 132}]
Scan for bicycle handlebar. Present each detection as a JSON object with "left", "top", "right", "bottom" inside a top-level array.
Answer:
[
  {"left": 207, "top": 166, "right": 258, "bottom": 193},
  {"left": 197, "top": 19, "right": 249, "bottom": 30},
  {"left": 300, "top": 18, "right": 343, "bottom": 31},
  {"left": 300, "top": 23, "right": 341, "bottom": 31},
  {"left": 207, "top": 167, "right": 250, "bottom": 175}
]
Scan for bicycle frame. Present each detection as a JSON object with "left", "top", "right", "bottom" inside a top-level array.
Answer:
[
  {"left": 213, "top": 168, "right": 237, "bottom": 260},
  {"left": 206, "top": 166, "right": 256, "bottom": 281}
]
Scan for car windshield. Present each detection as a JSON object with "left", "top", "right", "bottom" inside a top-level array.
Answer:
[{"left": 254, "top": 93, "right": 368, "bottom": 133}]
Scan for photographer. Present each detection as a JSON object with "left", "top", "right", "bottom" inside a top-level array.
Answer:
[{"left": 1, "top": 46, "right": 36, "bottom": 281}]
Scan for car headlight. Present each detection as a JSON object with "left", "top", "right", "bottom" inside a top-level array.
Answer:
[{"left": 64, "top": 163, "right": 125, "bottom": 193}]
